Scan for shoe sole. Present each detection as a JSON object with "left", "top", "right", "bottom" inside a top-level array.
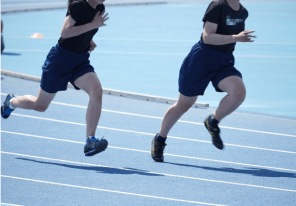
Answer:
[{"left": 85, "top": 139, "right": 108, "bottom": 156}]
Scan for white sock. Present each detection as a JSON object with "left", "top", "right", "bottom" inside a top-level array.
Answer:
[{"left": 8, "top": 98, "right": 15, "bottom": 109}]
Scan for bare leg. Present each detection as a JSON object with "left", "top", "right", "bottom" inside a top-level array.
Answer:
[
  {"left": 11, "top": 88, "right": 56, "bottom": 112},
  {"left": 159, "top": 94, "right": 197, "bottom": 137},
  {"left": 213, "top": 76, "right": 246, "bottom": 121},
  {"left": 74, "top": 72, "right": 102, "bottom": 137}
]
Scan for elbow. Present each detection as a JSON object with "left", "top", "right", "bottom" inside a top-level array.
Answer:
[
  {"left": 61, "top": 28, "right": 71, "bottom": 39},
  {"left": 61, "top": 32, "right": 68, "bottom": 39},
  {"left": 202, "top": 33, "right": 210, "bottom": 44}
]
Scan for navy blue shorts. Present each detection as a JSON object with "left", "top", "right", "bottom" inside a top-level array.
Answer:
[
  {"left": 41, "top": 43, "right": 95, "bottom": 93},
  {"left": 179, "top": 41, "right": 242, "bottom": 97}
]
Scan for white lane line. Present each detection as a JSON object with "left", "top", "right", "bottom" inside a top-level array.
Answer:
[
  {"left": 2, "top": 90, "right": 296, "bottom": 123},
  {"left": 2, "top": 93, "right": 295, "bottom": 122},
  {"left": 7, "top": 113, "right": 296, "bottom": 155},
  {"left": 2, "top": 151, "right": 296, "bottom": 193},
  {"left": 3, "top": 49, "right": 296, "bottom": 59},
  {"left": 0, "top": 203, "right": 23, "bottom": 206},
  {"left": 2, "top": 93, "right": 295, "bottom": 137},
  {"left": 45, "top": 102, "right": 296, "bottom": 138},
  {"left": 2, "top": 130, "right": 296, "bottom": 173},
  {"left": 51, "top": 99, "right": 296, "bottom": 123},
  {"left": 4, "top": 36, "right": 296, "bottom": 45},
  {"left": 1, "top": 175, "right": 226, "bottom": 206}
]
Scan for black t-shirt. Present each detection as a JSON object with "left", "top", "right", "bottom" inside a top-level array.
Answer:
[
  {"left": 58, "top": 0, "right": 105, "bottom": 53},
  {"left": 201, "top": 0, "right": 248, "bottom": 52}
]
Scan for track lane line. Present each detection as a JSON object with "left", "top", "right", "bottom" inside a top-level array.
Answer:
[
  {"left": 6, "top": 113, "right": 296, "bottom": 155},
  {"left": 1, "top": 93, "right": 295, "bottom": 137},
  {"left": 2, "top": 130, "right": 296, "bottom": 173},
  {"left": 0, "top": 203, "right": 23, "bottom": 206},
  {"left": 3, "top": 49, "right": 296, "bottom": 58},
  {"left": 1, "top": 174, "right": 227, "bottom": 206},
  {"left": 2, "top": 151, "right": 296, "bottom": 193},
  {"left": 4, "top": 36, "right": 296, "bottom": 45}
]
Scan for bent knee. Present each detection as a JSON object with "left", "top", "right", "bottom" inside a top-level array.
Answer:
[
  {"left": 89, "top": 85, "right": 103, "bottom": 99},
  {"left": 34, "top": 104, "right": 49, "bottom": 112},
  {"left": 231, "top": 88, "right": 246, "bottom": 104}
]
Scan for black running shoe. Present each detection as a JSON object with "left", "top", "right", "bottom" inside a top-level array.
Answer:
[
  {"left": 1, "top": 93, "right": 15, "bottom": 119},
  {"left": 84, "top": 136, "right": 108, "bottom": 156},
  {"left": 0, "top": 35, "right": 5, "bottom": 53},
  {"left": 151, "top": 133, "right": 166, "bottom": 162},
  {"left": 204, "top": 116, "right": 224, "bottom": 150}
]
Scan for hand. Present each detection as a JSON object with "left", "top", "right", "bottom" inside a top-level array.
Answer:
[
  {"left": 234, "top": 30, "right": 256, "bottom": 42},
  {"left": 89, "top": 40, "right": 97, "bottom": 52},
  {"left": 92, "top": 10, "right": 109, "bottom": 29}
]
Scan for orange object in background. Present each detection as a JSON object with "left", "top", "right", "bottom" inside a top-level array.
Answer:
[{"left": 30, "top": 33, "right": 44, "bottom": 38}]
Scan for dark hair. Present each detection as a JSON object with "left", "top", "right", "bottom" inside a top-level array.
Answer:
[{"left": 67, "top": 0, "right": 75, "bottom": 9}]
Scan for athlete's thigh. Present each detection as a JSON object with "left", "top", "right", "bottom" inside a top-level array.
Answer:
[
  {"left": 36, "top": 88, "right": 56, "bottom": 107},
  {"left": 217, "top": 75, "right": 245, "bottom": 94},
  {"left": 74, "top": 72, "right": 102, "bottom": 94}
]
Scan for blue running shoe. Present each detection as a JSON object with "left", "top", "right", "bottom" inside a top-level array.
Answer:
[
  {"left": 84, "top": 136, "right": 108, "bottom": 156},
  {"left": 1, "top": 93, "right": 15, "bottom": 119}
]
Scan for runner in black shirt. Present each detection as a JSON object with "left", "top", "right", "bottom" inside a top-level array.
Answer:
[
  {"left": 1, "top": 0, "right": 110, "bottom": 157},
  {"left": 152, "top": 0, "right": 256, "bottom": 162}
]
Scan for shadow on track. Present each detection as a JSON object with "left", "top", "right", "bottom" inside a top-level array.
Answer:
[
  {"left": 164, "top": 162, "right": 296, "bottom": 178},
  {"left": 17, "top": 158, "right": 163, "bottom": 177}
]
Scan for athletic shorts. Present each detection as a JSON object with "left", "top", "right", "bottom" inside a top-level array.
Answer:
[
  {"left": 178, "top": 41, "right": 242, "bottom": 97},
  {"left": 40, "top": 43, "right": 95, "bottom": 93}
]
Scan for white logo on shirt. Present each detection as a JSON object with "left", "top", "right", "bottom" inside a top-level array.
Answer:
[{"left": 226, "top": 16, "right": 243, "bottom": 25}]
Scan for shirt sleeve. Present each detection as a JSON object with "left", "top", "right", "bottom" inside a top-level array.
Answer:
[
  {"left": 67, "top": 1, "right": 87, "bottom": 22},
  {"left": 202, "top": 2, "right": 222, "bottom": 24},
  {"left": 96, "top": 3, "right": 105, "bottom": 14}
]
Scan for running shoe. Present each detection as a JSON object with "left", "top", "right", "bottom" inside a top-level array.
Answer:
[
  {"left": 1, "top": 93, "right": 15, "bottom": 119},
  {"left": 151, "top": 133, "right": 166, "bottom": 162},
  {"left": 84, "top": 136, "right": 108, "bottom": 156},
  {"left": 204, "top": 116, "right": 224, "bottom": 150}
]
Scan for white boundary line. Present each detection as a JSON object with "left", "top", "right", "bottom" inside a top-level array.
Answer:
[
  {"left": 6, "top": 113, "right": 296, "bottom": 154},
  {"left": 1, "top": 175, "right": 227, "bottom": 206},
  {"left": 3, "top": 49, "right": 296, "bottom": 59},
  {"left": 9, "top": 110, "right": 296, "bottom": 140},
  {"left": 4, "top": 36, "right": 296, "bottom": 46},
  {"left": 1, "top": 92, "right": 295, "bottom": 137},
  {"left": 2, "top": 130, "right": 296, "bottom": 173},
  {"left": 2, "top": 92, "right": 295, "bottom": 122},
  {"left": 1, "top": 1, "right": 167, "bottom": 14},
  {"left": 0, "top": 71, "right": 209, "bottom": 108},
  {"left": 2, "top": 151, "right": 296, "bottom": 193},
  {"left": 0, "top": 203, "right": 23, "bottom": 206}
]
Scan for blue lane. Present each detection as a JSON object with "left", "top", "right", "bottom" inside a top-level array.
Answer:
[
  {"left": 1, "top": 2, "right": 296, "bottom": 118},
  {"left": 2, "top": 76, "right": 296, "bottom": 205}
]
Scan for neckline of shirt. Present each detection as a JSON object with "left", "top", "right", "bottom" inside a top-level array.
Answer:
[{"left": 225, "top": 0, "right": 242, "bottom": 12}]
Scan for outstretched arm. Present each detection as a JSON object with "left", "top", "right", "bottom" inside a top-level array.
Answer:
[{"left": 202, "top": 21, "right": 256, "bottom": 45}]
